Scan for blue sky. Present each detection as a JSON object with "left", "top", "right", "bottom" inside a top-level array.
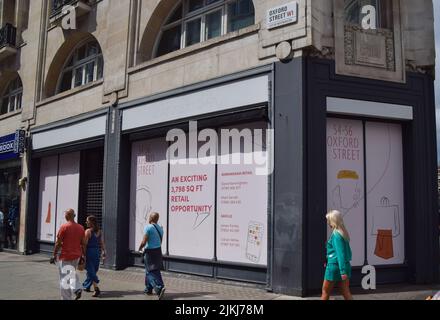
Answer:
[{"left": 435, "top": 1, "right": 440, "bottom": 163}]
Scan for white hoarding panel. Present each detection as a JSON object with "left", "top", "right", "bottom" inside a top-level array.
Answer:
[
  {"left": 327, "top": 97, "right": 413, "bottom": 120},
  {"left": 216, "top": 122, "right": 268, "bottom": 266},
  {"left": 327, "top": 118, "right": 365, "bottom": 267},
  {"left": 122, "top": 76, "right": 269, "bottom": 132},
  {"left": 56, "top": 152, "right": 80, "bottom": 234},
  {"left": 32, "top": 115, "right": 107, "bottom": 150},
  {"left": 130, "top": 138, "right": 169, "bottom": 252},
  {"left": 37, "top": 156, "right": 59, "bottom": 242},
  {"left": 168, "top": 133, "right": 216, "bottom": 259},
  {"left": 366, "top": 122, "right": 405, "bottom": 265}
]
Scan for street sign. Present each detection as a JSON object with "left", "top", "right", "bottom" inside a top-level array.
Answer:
[
  {"left": 0, "top": 130, "right": 26, "bottom": 161},
  {"left": 267, "top": 2, "right": 299, "bottom": 30}
]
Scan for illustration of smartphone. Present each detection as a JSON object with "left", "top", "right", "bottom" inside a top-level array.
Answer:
[{"left": 246, "top": 221, "right": 264, "bottom": 263}]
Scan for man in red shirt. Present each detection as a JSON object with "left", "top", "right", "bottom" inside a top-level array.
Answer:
[{"left": 52, "top": 209, "right": 86, "bottom": 300}]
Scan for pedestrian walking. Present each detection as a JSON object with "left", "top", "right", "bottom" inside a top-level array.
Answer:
[
  {"left": 0, "top": 206, "right": 5, "bottom": 250},
  {"left": 83, "top": 215, "right": 106, "bottom": 297},
  {"left": 5, "top": 204, "right": 17, "bottom": 249},
  {"left": 51, "top": 209, "right": 86, "bottom": 300},
  {"left": 138, "top": 212, "right": 165, "bottom": 300},
  {"left": 321, "top": 210, "right": 353, "bottom": 300}
]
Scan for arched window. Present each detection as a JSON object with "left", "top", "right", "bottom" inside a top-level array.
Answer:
[
  {"left": 57, "top": 39, "right": 104, "bottom": 94},
  {"left": 1, "top": 76, "right": 22, "bottom": 116},
  {"left": 155, "top": 0, "right": 255, "bottom": 58},
  {"left": 344, "top": 0, "right": 393, "bottom": 29}
]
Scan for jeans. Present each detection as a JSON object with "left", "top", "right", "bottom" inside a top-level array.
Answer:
[
  {"left": 144, "top": 258, "right": 164, "bottom": 294},
  {"left": 145, "top": 270, "right": 164, "bottom": 294}
]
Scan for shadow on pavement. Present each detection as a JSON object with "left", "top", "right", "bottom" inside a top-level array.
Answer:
[
  {"left": 163, "top": 292, "right": 217, "bottom": 300},
  {"left": 350, "top": 284, "right": 440, "bottom": 295},
  {"left": 0, "top": 259, "right": 50, "bottom": 264},
  {"left": 96, "top": 291, "right": 217, "bottom": 300},
  {"left": 93, "top": 290, "right": 147, "bottom": 299}
]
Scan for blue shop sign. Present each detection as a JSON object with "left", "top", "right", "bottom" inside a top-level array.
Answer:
[{"left": 0, "top": 130, "right": 25, "bottom": 161}]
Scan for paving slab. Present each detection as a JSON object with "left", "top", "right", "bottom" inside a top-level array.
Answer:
[{"left": 0, "top": 252, "right": 438, "bottom": 301}]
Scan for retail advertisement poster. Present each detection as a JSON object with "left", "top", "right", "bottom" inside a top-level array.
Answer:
[
  {"left": 366, "top": 122, "right": 405, "bottom": 265},
  {"left": 327, "top": 118, "right": 365, "bottom": 267},
  {"left": 168, "top": 132, "right": 216, "bottom": 259},
  {"left": 216, "top": 122, "right": 268, "bottom": 266},
  {"left": 130, "top": 138, "right": 169, "bottom": 252}
]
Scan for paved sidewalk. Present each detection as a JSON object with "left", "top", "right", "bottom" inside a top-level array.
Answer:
[{"left": 0, "top": 252, "right": 439, "bottom": 300}]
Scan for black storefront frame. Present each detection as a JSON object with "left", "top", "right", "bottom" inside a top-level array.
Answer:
[
  {"left": 103, "top": 65, "right": 276, "bottom": 286},
  {"left": 124, "top": 110, "right": 270, "bottom": 284},
  {"left": 303, "top": 57, "right": 440, "bottom": 295},
  {"left": 28, "top": 141, "right": 106, "bottom": 254},
  {"left": 25, "top": 109, "right": 109, "bottom": 255}
]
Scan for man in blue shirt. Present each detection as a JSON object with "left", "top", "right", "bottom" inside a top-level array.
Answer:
[{"left": 138, "top": 212, "right": 165, "bottom": 299}]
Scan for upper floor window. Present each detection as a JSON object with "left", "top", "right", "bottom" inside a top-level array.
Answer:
[
  {"left": 155, "top": 0, "right": 255, "bottom": 58},
  {"left": 0, "top": 0, "right": 17, "bottom": 27},
  {"left": 344, "top": 0, "right": 393, "bottom": 29},
  {"left": 1, "top": 76, "right": 22, "bottom": 116},
  {"left": 57, "top": 40, "right": 103, "bottom": 94}
]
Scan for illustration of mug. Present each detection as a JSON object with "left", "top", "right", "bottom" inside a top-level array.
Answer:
[{"left": 331, "top": 170, "right": 361, "bottom": 216}]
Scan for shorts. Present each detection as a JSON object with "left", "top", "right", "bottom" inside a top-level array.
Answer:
[{"left": 324, "top": 262, "right": 352, "bottom": 282}]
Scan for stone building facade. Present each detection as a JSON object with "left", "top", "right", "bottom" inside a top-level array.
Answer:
[{"left": 0, "top": 0, "right": 438, "bottom": 296}]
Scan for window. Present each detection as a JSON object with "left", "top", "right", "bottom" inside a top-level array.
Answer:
[
  {"left": 57, "top": 40, "right": 104, "bottom": 94},
  {"left": 129, "top": 122, "right": 269, "bottom": 267},
  {"left": 1, "top": 0, "right": 17, "bottom": 26},
  {"left": 344, "top": 0, "right": 393, "bottom": 29},
  {"left": 1, "top": 76, "right": 22, "bottom": 116},
  {"left": 155, "top": 0, "right": 255, "bottom": 58}
]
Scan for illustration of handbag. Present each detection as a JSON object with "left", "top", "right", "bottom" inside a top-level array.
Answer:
[
  {"left": 45, "top": 202, "right": 52, "bottom": 224},
  {"left": 374, "top": 229, "right": 393, "bottom": 260},
  {"left": 372, "top": 197, "right": 400, "bottom": 260}
]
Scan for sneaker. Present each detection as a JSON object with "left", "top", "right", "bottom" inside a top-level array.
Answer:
[
  {"left": 144, "top": 289, "right": 154, "bottom": 296},
  {"left": 157, "top": 287, "right": 166, "bottom": 300},
  {"left": 74, "top": 289, "right": 82, "bottom": 300},
  {"left": 92, "top": 287, "right": 101, "bottom": 298}
]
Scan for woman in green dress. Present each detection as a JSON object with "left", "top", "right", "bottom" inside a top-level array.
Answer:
[{"left": 321, "top": 210, "right": 353, "bottom": 300}]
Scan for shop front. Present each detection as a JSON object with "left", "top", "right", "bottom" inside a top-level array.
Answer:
[
  {"left": 101, "top": 58, "right": 439, "bottom": 296},
  {"left": 21, "top": 58, "right": 438, "bottom": 297},
  {"left": 0, "top": 131, "right": 25, "bottom": 251},
  {"left": 26, "top": 110, "right": 108, "bottom": 255},
  {"left": 105, "top": 67, "right": 273, "bottom": 283},
  {"left": 302, "top": 57, "right": 439, "bottom": 295}
]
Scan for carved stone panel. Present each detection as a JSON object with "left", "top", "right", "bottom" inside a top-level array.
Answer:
[
  {"left": 344, "top": 25, "right": 394, "bottom": 70},
  {"left": 334, "top": 0, "right": 405, "bottom": 83}
]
